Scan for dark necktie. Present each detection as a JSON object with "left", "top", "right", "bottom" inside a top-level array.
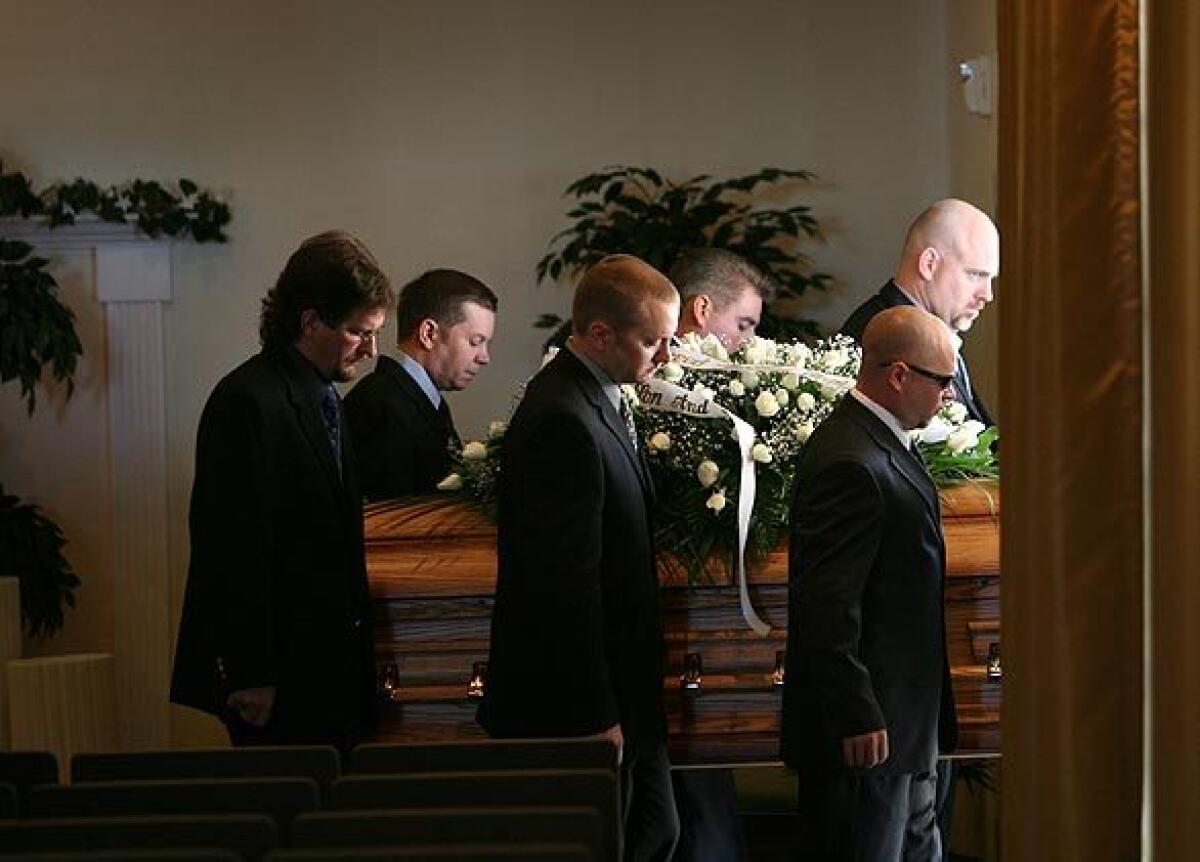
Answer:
[
  {"left": 438, "top": 398, "right": 461, "bottom": 447},
  {"left": 320, "top": 383, "right": 342, "bottom": 476},
  {"left": 619, "top": 395, "right": 639, "bottom": 451},
  {"left": 954, "top": 354, "right": 973, "bottom": 407}
]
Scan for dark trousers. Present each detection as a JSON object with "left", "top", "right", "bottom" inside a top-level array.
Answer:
[
  {"left": 621, "top": 743, "right": 680, "bottom": 862},
  {"left": 796, "top": 767, "right": 941, "bottom": 862},
  {"left": 671, "top": 767, "right": 747, "bottom": 861}
]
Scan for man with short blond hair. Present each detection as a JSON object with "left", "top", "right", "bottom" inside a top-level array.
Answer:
[{"left": 480, "top": 254, "right": 681, "bottom": 862}]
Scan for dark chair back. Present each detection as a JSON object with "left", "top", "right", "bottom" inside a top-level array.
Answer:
[
  {"left": 266, "top": 845, "right": 592, "bottom": 860},
  {"left": 347, "top": 738, "right": 617, "bottom": 775},
  {"left": 28, "top": 777, "right": 318, "bottom": 840},
  {"left": 0, "top": 750, "right": 58, "bottom": 809},
  {"left": 0, "top": 813, "right": 277, "bottom": 860},
  {"left": 0, "top": 783, "right": 16, "bottom": 818},
  {"left": 329, "top": 770, "right": 618, "bottom": 861},
  {"left": 71, "top": 747, "right": 340, "bottom": 796},
  {"left": 292, "top": 807, "right": 602, "bottom": 858}
]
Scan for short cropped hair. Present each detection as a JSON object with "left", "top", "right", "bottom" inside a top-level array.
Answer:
[
  {"left": 572, "top": 254, "right": 678, "bottom": 333},
  {"left": 394, "top": 269, "right": 499, "bottom": 338},
  {"left": 668, "top": 248, "right": 775, "bottom": 308},
  {"left": 259, "top": 230, "right": 394, "bottom": 347}
]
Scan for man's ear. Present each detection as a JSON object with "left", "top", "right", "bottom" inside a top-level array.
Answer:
[
  {"left": 585, "top": 318, "right": 613, "bottom": 349},
  {"left": 917, "top": 247, "right": 941, "bottom": 281},
  {"left": 690, "top": 294, "right": 712, "bottom": 328},
  {"left": 299, "top": 309, "right": 321, "bottom": 335},
  {"left": 416, "top": 318, "right": 439, "bottom": 350}
]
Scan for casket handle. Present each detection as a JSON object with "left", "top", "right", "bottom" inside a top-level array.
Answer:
[
  {"left": 377, "top": 662, "right": 401, "bottom": 702},
  {"left": 680, "top": 652, "right": 703, "bottom": 692},
  {"left": 986, "top": 643, "right": 1002, "bottom": 681},
  {"left": 467, "top": 661, "right": 487, "bottom": 699},
  {"left": 771, "top": 649, "right": 786, "bottom": 687}
]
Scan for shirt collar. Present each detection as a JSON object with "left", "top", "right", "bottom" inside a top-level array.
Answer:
[
  {"left": 396, "top": 350, "right": 441, "bottom": 409},
  {"left": 565, "top": 340, "right": 623, "bottom": 412},
  {"left": 283, "top": 343, "right": 334, "bottom": 404},
  {"left": 850, "top": 388, "right": 914, "bottom": 449}
]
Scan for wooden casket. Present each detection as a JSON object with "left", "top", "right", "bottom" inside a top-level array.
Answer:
[{"left": 366, "top": 481, "right": 1000, "bottom": 765}]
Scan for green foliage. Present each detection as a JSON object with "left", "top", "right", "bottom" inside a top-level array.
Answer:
[
  {"left": 0, "top": 239, "right": 83, "bottom": 414},
  {"left": 0, "top": 161, "right": 232, "bottom": 241},
  {"left": 0, "top": 486, "right": 81, "bottom": 638},
  {"left": 536, "top": 166, "right": 831, "bottom": 341}
]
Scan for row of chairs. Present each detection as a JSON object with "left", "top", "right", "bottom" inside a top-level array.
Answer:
[{"left": 0, "top": 739, "right": 618, "bottom": 861}]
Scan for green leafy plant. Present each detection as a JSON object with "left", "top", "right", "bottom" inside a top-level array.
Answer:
[
  {"left": 536, "top": 166, "right": 831, "bottom": 341},
  {"left": 0, "top": 239, "right": 83, "bottom": 414},
  {"left": 0, "top": 486, "right": 81, "bottom": 638}
]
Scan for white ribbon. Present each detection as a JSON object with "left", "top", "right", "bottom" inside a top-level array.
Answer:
[{"left": 633, "top": 377, "right": 772, "bottom": 636}]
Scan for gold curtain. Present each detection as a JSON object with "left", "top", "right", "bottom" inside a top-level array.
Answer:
[
  {"left": 997, "top": 1, "right": 1144, "bottom": 859},
  {"left": 1148, "top": 1, "right": 1200, "bottom": 858}
]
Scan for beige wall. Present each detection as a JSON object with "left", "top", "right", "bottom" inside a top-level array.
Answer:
[
  {"left": 947, "top": 1, "right": 1000, "bottom": 417},
  {"left": 0, "top": 0, "right": 979, "bottom": 745}
]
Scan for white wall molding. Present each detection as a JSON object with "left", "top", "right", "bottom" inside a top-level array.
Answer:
[{"left": 6, "top": 216, "right": 172, "bottom": 749}]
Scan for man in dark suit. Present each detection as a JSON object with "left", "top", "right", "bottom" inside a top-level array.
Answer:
[
  {"left": 171, "top": 231, "right": 394, "bottom": 752},
  {"left": 841, "top": 198, "right": 999, "bottom": 426},
  {"left": 672, "top": 247, "right": 774, "bottom": 353},
  {"left": 345, "top": 269, "right": 497, "bottom": 500},
  {"left": 667, "top": 246, "right": 775, "bottom": 862},
  {"left": 782, "top": 306, "right": 960, "bottom": 861},
  {"left": 478, "top": 254, "right": 681, "bottom": 862}
]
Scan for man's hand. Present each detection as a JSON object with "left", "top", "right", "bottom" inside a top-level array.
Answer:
[
  {"left": 842, "top": 728, "right": 889, "bottom": 769},
  {"left": 226, "top": 686, "right": 276, "bottom": 727},
  {"left": 594, "top": 723, "right": 624, "bottom": 765}
]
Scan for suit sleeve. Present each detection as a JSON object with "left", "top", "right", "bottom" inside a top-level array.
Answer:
[
  {"left": 506, "top": 409, "right": 619, "bottom": 733},
  {"left": 192, "top": 387, "right": 278, "bottom": 692},
  {"left": 791, "top": 458, "right": 887, "bottom": 738}
]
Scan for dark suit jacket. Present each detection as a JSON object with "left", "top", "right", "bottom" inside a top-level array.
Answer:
[
  {"left": 477, "top": 349, "right": 667, "bottom": 756},
  {"left": 170, "top": 346, "right": 377, "bottom": 746},
  {"left": 780, "top": 395, "right": 957, "bottom": 776},
  {"left": 344, "top": 354, "right": 459, "bottom": 500},
  {"left": 840, "top": 280, "right": 994, "bottom": 427}
]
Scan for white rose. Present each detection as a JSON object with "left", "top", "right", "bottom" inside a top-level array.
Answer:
[
  {"left": 692, "top": 383, "right": 716, "bottom": 402},
  {"left": 794, "top": 421, "right": 815, "bottom": 442},
  {"left": 943, "top": 401, "right": 968, "bottom": 424},
  {"left": 754, "top": 390, "right": 780, "bottom": 418},
  {"left": 487, "top": 420, "right": 508, "bottom": 440},
  {"left": 774, "top": 388, "right": 789, "bottom": 407},
  {"left": 461, "top": 441, "right": 488, "bottom": 461},
  {"left": 727, "top": 379, "right": 746, "bottom": 397},
  {"left": 751, "top": 443, "right": 773, "bottom": 464},
  {"left": 946, "top": 425, "right": 981, "bottom": 455},
  {"left": 649, "top": 431, "right": 671, "bottom": 451},
  {"left": 741, "top": 370, "right": 760, "bottom": 389},
  {"left": 823, "top": 348, "right": 849, "bottom": 369},
  {"left": 743, "top": 339, "right": 767, "bottom": 364},
  {"left": 706, "top": 489, "right": 727, "bottom": 514},
  {"left": 661, "top": 362, "right": 685, "bottom": 383},
  {"left": 781, "top": 372, "right": 801, "bottom": 390},
  {"left": 696, "top": 460, "right": 720, "bottom": 488},
  {"left": 700, "top": 335, "right": 729, "bottom": 361},
  {"left": 962, "top": 420, "right": 986, "bottom": 436},
  {"left": 918, "top": 417, "right": 953, "bottom": 445},
  {"left": 796, "top": 392, "right": 816, "bottom": 412},
  {"left": 436, "top": 472, "right": 463, "bottom": 491}
]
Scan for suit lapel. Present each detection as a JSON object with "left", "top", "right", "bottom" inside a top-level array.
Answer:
[
  {"left": 270, "top": 351, "right": 346, "bottom": 498},
  {"left": 377, "top": 354, "right": 454, "bottom": 448},
  {"left": 555, "top": 352, "right": 653, "bottom": 500},
  {"left": 843, "top": 397, "right": 939, "bottom": 520}
]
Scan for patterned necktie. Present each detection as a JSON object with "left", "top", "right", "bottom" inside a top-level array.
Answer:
[
  {"left": 320, "top": 384, "right": 342, "bottom": 475},
  {"left": 954, "top": 354, "right": 972, "bottom": 407},
  {"left": 619, "top": 395, "right": 639, "bottom": 451}
]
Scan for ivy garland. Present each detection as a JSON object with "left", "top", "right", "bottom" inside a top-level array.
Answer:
[
  {"left": 0, "top": 160, "right": 232, "bottom": 413},
  {"left": 0, "top": 160, "right": 232, "bottom": 637}
]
